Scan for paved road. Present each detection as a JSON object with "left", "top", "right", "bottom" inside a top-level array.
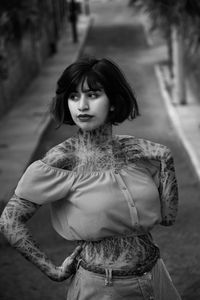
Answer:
[{"left": 1, "top": 1, "right": 200, "bottom": 300}]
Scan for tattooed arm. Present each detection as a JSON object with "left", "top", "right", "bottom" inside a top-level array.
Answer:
[{"left": 0, "top": 195, "right": 81, "bottom": 281}]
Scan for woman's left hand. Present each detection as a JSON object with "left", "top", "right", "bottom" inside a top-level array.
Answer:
[{"left": 58, "top": 245, "right": 82, "bottom": 280}]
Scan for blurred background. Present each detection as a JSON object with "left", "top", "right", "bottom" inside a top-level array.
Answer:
[{"left": 0, "top": 0, "right": 200, "bottom": 299}]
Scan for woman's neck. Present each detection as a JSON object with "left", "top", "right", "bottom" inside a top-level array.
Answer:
[
  {"left": 73, "top": 123, "right": 126, "bottom": 172},
  {"left": 77, "top": 123, "right": 113, "bottom": 148}
]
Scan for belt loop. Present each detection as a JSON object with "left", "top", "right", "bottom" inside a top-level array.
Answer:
[
  {"left": 76, "top": 258, "right": 82, "bottom": 271},
  {"left": 105, "top": 268, "right": 113, "bottom": 286}
]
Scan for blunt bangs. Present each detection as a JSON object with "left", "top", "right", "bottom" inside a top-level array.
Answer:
[
  {"left": 82, "top": 72, "right": 104, "bottom": 92},
  {"left": 68, "top": 71, "right": 104, "bottom": 95}
]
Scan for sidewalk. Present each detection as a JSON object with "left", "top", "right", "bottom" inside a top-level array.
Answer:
[
  {"left": 141, "top": 14, "right": 200, "bottom": 182},
  {"left": 0, "top": 15, "right": 92, "bottom": 208}
]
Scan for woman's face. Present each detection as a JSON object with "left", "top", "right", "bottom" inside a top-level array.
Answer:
[{"left": 68, "top": 80, "right": 110, "bottom": 131}]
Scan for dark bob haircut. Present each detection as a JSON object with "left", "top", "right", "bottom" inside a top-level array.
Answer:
[{"left": 51, "top": 56, "right": 139, "bottom": 126}]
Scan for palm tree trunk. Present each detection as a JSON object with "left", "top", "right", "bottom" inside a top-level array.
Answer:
[
  {"left": 171, "top": 23, "right": 186, "bottom": 105},
  {"left": 167, "top": 26, "right": 173, "bottom": 79}
]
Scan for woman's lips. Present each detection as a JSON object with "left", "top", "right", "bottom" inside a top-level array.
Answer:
[{"left": 78, "top": 115, "right": 93, "bottom": 122}]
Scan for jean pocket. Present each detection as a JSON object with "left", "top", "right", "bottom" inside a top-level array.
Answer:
[
  {"left": 138, "top": 272, "right": 155, "bottom": 300},
  {"left": 66, "top": 271, "right": 81, "bottom": 300}
]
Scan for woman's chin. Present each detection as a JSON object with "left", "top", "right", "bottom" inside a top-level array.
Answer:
[
  {"left": 77, "top": 122, "right": 101, "bottom": 132},
  {"left": 79, "top": 125, "right": 97, "bottom": 132}
]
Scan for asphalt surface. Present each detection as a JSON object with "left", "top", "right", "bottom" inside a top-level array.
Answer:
[{"left": 1, "top": 1, "right": 200, "bottom": 300}]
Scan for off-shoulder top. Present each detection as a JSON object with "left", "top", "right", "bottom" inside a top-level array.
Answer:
[{"left": 15, "top": 131, "right": 178, "bottom": 270}]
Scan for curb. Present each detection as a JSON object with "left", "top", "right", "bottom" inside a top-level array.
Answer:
[
  {"left": 155, "top": 65, "right": 200, "bottom": 182},
  {"left": 72, "top": 15, "right": 94, "bottom": 60}
]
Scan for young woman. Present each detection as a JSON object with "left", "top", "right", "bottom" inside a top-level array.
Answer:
[{"left": 0, "top": 56, "right": 181, "bottom": 299}]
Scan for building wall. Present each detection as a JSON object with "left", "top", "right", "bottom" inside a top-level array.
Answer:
[{"left": 0, "top": 0, "right": 67, "bottom": 118}]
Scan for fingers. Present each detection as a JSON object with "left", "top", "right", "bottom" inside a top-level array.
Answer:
[
  {"left": 69, "top": 245, "right": 82, "bottom": 260},
  {"left": 59, "top": 247, "right": 82, "bottom": 279},
  {"left": 62, "top": 245, "right": 82, "bottom": 269}
]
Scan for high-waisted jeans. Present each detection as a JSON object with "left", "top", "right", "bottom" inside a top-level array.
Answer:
[{"left": 66, "top": 259, "right": 181, "bottom": 300}]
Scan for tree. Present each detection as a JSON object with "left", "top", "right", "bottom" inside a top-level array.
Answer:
[{"left": 129, "top": 0, "right": 200, "bottom": 105}]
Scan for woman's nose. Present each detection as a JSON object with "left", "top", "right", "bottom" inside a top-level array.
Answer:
[{"left": 78, "top": 94, "right": 89, "bottom": 111}]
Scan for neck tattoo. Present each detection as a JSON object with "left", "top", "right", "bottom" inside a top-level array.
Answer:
[{"left": 72, "top": 123, "right": 125, "bottom": 172}]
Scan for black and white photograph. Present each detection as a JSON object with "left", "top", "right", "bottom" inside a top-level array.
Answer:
[{"left": 0, "top": 1, "right": 200, "bottom": 299}]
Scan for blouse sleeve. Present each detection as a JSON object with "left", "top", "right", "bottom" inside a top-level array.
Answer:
[
  {"left": 15, "top": 160, "right": 74, "bottom": 205},
  {"left": 159, "top": 148, "right": 179, "bottom": 226}
]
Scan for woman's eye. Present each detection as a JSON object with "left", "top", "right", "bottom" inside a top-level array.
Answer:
[
  {"left": 69, "top": 93, "right": 79, "bottom": 101},
  {"left": 88, "top": 92, "right": 98, "bottom": 99}
]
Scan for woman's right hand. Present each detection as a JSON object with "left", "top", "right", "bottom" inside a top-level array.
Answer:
[
  {"left": 0, "top": 196, "right": 82, "bottom": 283},
  {"left": 51, "top": 245, "right": 82, "bottom": 282}
]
